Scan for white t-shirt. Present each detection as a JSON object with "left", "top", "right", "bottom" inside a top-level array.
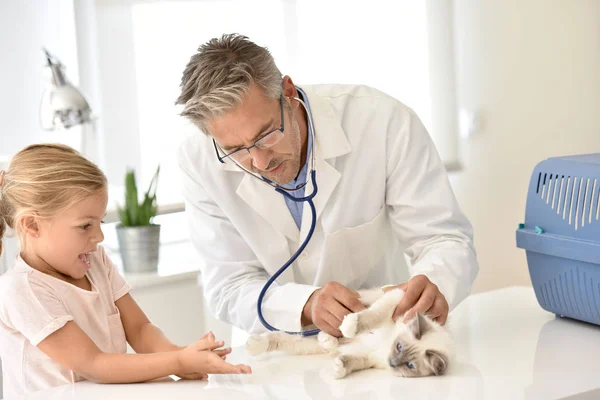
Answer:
[{"left": 0, "top": 245, "right": 130, "bottom": 397}]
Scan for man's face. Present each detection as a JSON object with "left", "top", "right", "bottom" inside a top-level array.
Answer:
[{"left": 208, "top": 84, "right": 303, "bottom": 184}]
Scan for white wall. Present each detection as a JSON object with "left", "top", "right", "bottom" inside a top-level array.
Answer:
[
  {"left": 451, "top": 0, "right": 600, "bottom": 293},
  {"left": 0, "top": 0, "right": 82, "bottom": 157}
]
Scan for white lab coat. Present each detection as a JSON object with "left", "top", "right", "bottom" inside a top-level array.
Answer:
[{"left": 178, "top": 84, "right": 478, "bottom": 334}]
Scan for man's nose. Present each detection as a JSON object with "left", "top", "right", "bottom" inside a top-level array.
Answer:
[{"left": 249, "top": 147, "right": 272, "bottom": 171}]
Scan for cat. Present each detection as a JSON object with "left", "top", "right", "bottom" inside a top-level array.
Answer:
[{"left": 245, "top": 288, "right": 454, "bottom": 379}]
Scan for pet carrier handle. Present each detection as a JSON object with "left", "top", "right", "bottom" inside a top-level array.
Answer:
[{"left": 517, "top": 229, "right": 600, "bottom": 265}]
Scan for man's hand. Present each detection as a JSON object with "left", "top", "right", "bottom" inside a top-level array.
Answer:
[
  {"left": 302, "top": 282, "right": 366, "bottom": 337},
  {"left": 384, "top": 275, "right": 449, "bottom": 324}
]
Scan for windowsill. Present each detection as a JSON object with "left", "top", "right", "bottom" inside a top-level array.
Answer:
[
  {"left": 103, "top": 202, "right": 186, "bottom": 224},
  {"left": 104, "top": 243, "right": 201, "bottom": 290},
  {"left": 101, "top": 212, "right": 201, "bottom": 290}
]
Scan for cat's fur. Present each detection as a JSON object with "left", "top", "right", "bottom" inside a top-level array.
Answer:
[{"left": 245, "top": 288, "right": 454, "bottom": 379}]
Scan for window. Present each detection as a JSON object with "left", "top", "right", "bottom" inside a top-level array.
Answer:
[{"left": 87, "top": 0, "right": 459, "bottom": 217}]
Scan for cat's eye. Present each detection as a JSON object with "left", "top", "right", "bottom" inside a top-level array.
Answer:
[
  {"left": 396, "top": 343, "right": 403, "bottom": 352},
  {"left": 407, "top": 362, "right": 415, "bottom": 369}
]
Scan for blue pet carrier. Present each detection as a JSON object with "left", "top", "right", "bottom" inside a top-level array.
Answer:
[{"left": 516, "top": 154, "right": 600, "bottom": 325}]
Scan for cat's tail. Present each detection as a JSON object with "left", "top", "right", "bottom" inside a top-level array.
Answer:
[{"left": 246, "top": 331, "right": 327, "bottom": 356}]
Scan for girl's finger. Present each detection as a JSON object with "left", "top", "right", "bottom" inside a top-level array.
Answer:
[
  {"left": 214, "top": 347, "right": 232, "bottom": 357},
  {"left": 195, "top": 338, "right": 224, "bottom": 351}
]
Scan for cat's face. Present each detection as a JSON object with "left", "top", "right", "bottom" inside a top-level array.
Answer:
[{"left": 387, "top": 313, "right": 450, "bottom": 377}]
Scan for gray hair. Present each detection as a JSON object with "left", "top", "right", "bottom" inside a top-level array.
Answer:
[{"left": 175, "top": 33, "right": 283, "bottom": 132}]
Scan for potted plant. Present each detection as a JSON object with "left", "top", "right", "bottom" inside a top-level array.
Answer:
[{"left": 116, "top": 166, "right": 160, "bottom": 273}]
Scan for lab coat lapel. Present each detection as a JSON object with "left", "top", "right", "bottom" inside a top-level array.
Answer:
[
  {"left": 298, "top": 154, "right": 340, "bottom": 241},
  {"left": 236, "top": 174, "right": 300, "bottom": 242},
  {"left": 235, "top": 174, "right": 298, "bottom": 283},
  {"left": 298, "top": 87, "right": 351, "bottom": 241}
]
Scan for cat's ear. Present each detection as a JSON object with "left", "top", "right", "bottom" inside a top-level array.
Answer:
[
  {"left": 407, "top": 314, "right": 421, "bottom": 339},
  {"left": 425, "top": 350, "right": 448, "bottom": 375},
  {"left": 418, "top": 313, "right": 434, "bottom": 335},
  {"left": 407, "top": 313, "right": 432, "bottom": 340}
]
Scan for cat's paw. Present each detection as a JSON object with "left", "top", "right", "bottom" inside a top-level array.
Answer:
[
  {"left": 245, "top": 334, "right": 269, "bottom": 356},
  {"left": 318, "top": 331, "right": 339, "bottom": 353},
  {"left": 340, "top": 313, "right": 359, "bottom": 338},
  {"left": 331, "top": 357, "right": 348, "bottom": 379}
]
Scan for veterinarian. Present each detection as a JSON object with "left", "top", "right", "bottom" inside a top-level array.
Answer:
[{"left": 175, "top": 33, "right": 479, "bottom": 337}]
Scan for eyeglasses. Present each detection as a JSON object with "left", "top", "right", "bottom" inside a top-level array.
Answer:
[{"left": 214, "top": 96, "right": 285, "bottom": 164}]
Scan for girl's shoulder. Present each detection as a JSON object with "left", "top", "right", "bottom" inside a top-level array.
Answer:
[
  {"left": 0, "top": 265, "right": 28, "bottom": 301},
  {"left": 0, "top": 261, "right": 64, "bottom": 318},
  {"left": 0, "top": 257, "right": 45, "bottom": 295}
]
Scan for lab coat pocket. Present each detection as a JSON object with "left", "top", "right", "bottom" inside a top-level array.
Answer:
[
  {"left": 320, "top": 206, "right": 388, "bottom": 286},
  {"left": 107, "top": 309, "right": 127, "bottom": 354}
]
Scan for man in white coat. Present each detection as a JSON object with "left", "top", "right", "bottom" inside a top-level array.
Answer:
[{"left": 175, "top": 34, "right": 479, "bottom": 336}]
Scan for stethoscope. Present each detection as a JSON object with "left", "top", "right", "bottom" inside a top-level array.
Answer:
[{"left": 225, "top": 88, "right": 320, "bottom": 336}]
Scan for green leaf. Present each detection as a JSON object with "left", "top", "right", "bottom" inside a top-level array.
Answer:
[
  {"left": 117, "top": 165, "right": 160, "bottom": 227},
  {"left": 146, "top": 166, "right": 160, "bottom": 200},
  {"left": 125, "top": 170, "right": 139, "bottom": 225},
  {"left": 116, "top": 203, "right": 130, "bottom": 227}
]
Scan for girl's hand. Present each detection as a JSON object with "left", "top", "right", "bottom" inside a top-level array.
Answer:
[
  {"left": 176, "top": 333, "right": 233, "bottom": 380},
  {"left": 177, "top": 332, "right": 252, "bottom": 376}
]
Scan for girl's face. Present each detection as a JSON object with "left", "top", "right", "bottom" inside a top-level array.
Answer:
[{"left": 29, "top": 190, "right": 108, "bottom": 280}]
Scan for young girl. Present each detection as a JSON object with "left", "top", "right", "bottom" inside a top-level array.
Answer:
[{"left": 0, "top": 144, "right": 251, "bottom": 397}]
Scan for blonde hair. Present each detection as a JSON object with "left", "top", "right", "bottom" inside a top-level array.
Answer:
[
  {"left": 0, "top": 144, "right": 107, "bottom": 256},
  {"left": 175, "top": 33, "right": 282, "bottom": 132}
]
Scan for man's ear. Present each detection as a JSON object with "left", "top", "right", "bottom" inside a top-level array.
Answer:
[
  {"left": 282, "top": 75, "right": 298, "bottom": 101},
  {"left": 19, "top": 214, "right": 40, "bottom": 238}
]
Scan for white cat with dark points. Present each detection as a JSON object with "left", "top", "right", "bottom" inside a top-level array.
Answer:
[{"left": 246, "top": 288, "right": 454, "bottom": 379}]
